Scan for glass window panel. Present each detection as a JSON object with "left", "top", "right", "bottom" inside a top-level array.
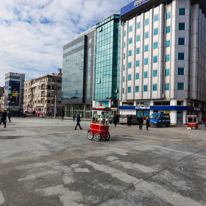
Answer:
[
  {"left": 128, "top": 50, "right": 132, "bottom": 56},
  {"left": 154, "top": 42, "right": 158, "bottom": 49},
  {"left": 136, "top": 73, "right": 139, "bottom": 79},
  {"left": 166, "top": 40, "right": 170, "bottom": 48},
  {"left": 136, "top": 47, "right": 140, "bottom": 54},
  {"left": 137, "top": 22, "right": 140, "bottom": 29},
  {"left": 153, "top": 84, "right": 157, "bottom": 91},
  {"left": 145, "top": 18, "right": 149, "bottom": 26},
  {"left": 135, "top": 86, "right": 139, "bottom": 92},
  {"left": 129, "top": 38, "right": 132, "bottom": 44},
  {"left": 128, "top": 74, "right": 131, "bottom": 81},
  {"left": 136, "top": 35, "right": 140, "bottom": 42},
  {"left": 178, "top": 38, "right": 185, "bottom": 45},
  {"left": 178, "top": 53, "right": 184, "bottom": 60},
  {"left": 144, "top": 71, "right": 148, "bottom": 78},
  {"left": 178, "top": 83, "right": 184, "bottom": 90},
  {"left": 154, "top": 14, "right": 158, "bottom": 22},
  {"left": 128, "top": 62, "right": 132, "bottom": 68},
  {"left": 179, "top": 8, "right": 185, "bottom": 15},
  {"left": 165, "top": 69, "right": 170, "bottom": 76},
  {"left": 179, "top": 23, "right": 185, "bottom": 30},
  {"left": 153, "top": 70, "right": 157, "bottom": 77},
  {"left": 128, "top": 87, "right": 131, "bottom": 93},
  {"left": 144, "top": 85, "right": 147, "bottom": 92},
  {"left": 165, "top": 83, "right": 169, "bottom": 90},
  {"left": 144, "top": 45, "right": 148, "bottom": 52},
  {"left": 166, "top": 26, "right": 170, "bottom": 33},
  {"left": 145, "top": 32, "right": 149, "bottom": 39},
  {"left": 129, "top": 26, "right": 133, "bottom": 32},
  {"left": 153, "top": 56, "right": 158, "bottom": 63},
  {"left": 136, "top": 60, "right": 140, "bottom": 67},
  {"left": 178, "top": 68, "right": 184, "bottom": 75},
  {"left": 165, "top": 54, "right": 170, "bottom": 62},
  {"left": 166, "top": 11, "right": 171, "bottom": 19},
  {"left": 154, "top": 28, "right": 158, "bottom": 36},
  {"left": 124, "top": 31, "right": 126, "bottom": 36},
  {"left": 144, "top": 58, "right": 148, "bottom": 65}
]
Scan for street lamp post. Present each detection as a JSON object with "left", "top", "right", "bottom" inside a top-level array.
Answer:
[{"left": 54, "top": 95, "right": 56, "bottom": 118}]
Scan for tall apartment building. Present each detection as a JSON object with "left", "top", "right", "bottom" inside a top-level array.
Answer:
[
  {"left": 24, "top": 69, "right": 64, "bottom": 114},
  {"left": 4, "top": 72, "right": 25, "bottom": 111},
  {"left": 119, "top": 0, "right": 206, "bottom": 124},
  {"left": 93, "top": 14, "right": 121, "bottom": 114},
  {"left": 62, "top": 27, "right": 95, "bottom": 118}
]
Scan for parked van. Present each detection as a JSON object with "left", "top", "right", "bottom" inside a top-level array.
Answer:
[
  {"left": 119, "top": 115, "right": 139, "bottom": 125},
  {"left": 149, "top": 113, "right": 170, "bottom": 127}
]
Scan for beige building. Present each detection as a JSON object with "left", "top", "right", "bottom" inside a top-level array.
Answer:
[{"left": 23, "top": 69, "right": 64, "bottom": 114}]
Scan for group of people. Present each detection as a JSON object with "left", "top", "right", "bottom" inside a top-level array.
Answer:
[
  {"left": 0, "top": 111, "right": 12, "bottom": 128},
  {"left": 127, "top": 115, "right": 150, "bottom": 130}
]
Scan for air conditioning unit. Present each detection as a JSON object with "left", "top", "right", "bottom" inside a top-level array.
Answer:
[{"left": 162, "top": 94, "right": 165, "bottom": 99}]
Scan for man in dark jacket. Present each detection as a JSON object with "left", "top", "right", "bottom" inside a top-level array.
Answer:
[
  {"left": 75, "top": 113, "right": 82, "bottom": 130},
  {"left": 138, "top": 115, "right": 143, "bottom": 130},
  {"left": 8, "top": 111, "right": 12, "bottom": 123},
  {"left": 1, "top": 111, "right": 7, "bottom": 128},
  {"left": 127, "top": 115, "right": 132, "bottom": 127},
  {"left": 113, "top": 115, "right": 118, "bottom": 127}
]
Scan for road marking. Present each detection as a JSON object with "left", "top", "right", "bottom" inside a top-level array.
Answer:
[
  {"left": 0, "top": 191, "right": 5, "bottom": 205},
  {"left": 85, "top": 160, "right": 204, "bottom": 206},
  {"left": 74, "top": 168, "right": 90, "bottom": 173},
  {"left": 36, "top": 185, "right": 84, "bottom": 206}
]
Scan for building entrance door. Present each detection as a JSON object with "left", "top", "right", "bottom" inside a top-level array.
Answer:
[{"left": 177, "top": 111, "right": 183, "bottom": 124}]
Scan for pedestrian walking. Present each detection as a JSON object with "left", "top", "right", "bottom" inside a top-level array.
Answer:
[
  {"left": 61, "top": 111, "right": 64, "bottom": 121},
  {"left": 201, "top": 116, "right": 204, "bottom": 125},
  {"left": 73, "top": 114, "right": 76, "bottom": 122},
  {"left": 8, "top": 111, "right": 12, "bottom": 123},
  {"left": 75, "top": 113, "right": 82, "bottom": 130},
  {"left": 146, "top": 116, "right": 149, "bottom": 130},
  {"left": 113, "top": 115, "right": 118, "bottom": 127},
  {"left": 127, "top": 115, "right": 132, "bottom": 127},
  {"left": 1, "top": 110, "right": 7, "bottom": 128},
  {"left": 205, "top": 118, "right": 206, "bottom": 131},
  {"left": 138, "top": 115, "right": 143, "bottom": 130}
]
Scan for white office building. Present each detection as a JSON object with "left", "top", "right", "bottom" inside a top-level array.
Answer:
[{"left": 119, "top": 0, "right": 206, "bottom": 124}]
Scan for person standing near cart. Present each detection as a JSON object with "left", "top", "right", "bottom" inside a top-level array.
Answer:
[
  {"left": 75, "top": 113, "right": 82, "bottom": 130},
  {"left": 127, "top": 115, "right": 132, "bottom": 127},
  {"left": 138, "top": 115, "right": 143, "bottom": 130},
  {"left": 113, "top": 115, "right": 118, "bottom": 127},
  {"left": 146, "top": 116, "right": 149, "bottom": 130}
]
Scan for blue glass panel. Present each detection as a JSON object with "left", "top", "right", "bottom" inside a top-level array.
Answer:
[
  {"left": 128, "top": 50, "right": 132, "bottom": 56},
  {"left": 153, "top": 56, "right": 158, "bottom": 63},
  {"left": 124, "top": 31, "right": 126, "bottom": 36},
  {"left": 128, "top": 87, "right": 131, "bottom": 93},
  {"left": 123, "top": 65, "right": 125, "bottom": 71},
  {"left": 154, "top": 28, "right": 158, "bottom": 36},
  {"left": 145, "top": 32, "right": 149, "bottom": 39},
  {"left": 178, "top": 68, "right": 184, "bottom": 75},
  {"left": 166, "top": 11, "right": 171, "bottom": 19},
  {"left": 144, "top": 85, "right": 147, "bottom": 92},
  {"left": 136, "top": 60, "right": 139, "bottom": 67},
  {"left": 179, "top": 23, "right": 185, "bottom": 30},
  {"left": 145, "top": 18, "right": 149, "bottom": 26},
  {"left": 137, "top": 22, "right": 140, "bottom": 29},
  {"left": 128, "top": 74, "right": 131, "bottom": 81},
  {"left": 154, "top": 42, "right": 158, "bottom": 49},
  {"left": 165, "top": 69, "right": 170, "bottom": 76},
  {"left": 129, "top": 38, "right": 132, "bottom": 44},
  {"left": 128, "top": 62, "right": 132, "bottom": 68},
  {"left": 136, "top": 73, "right": 139, "bottom": 79},
  {"left": 144, "top": 71, "right": 148, "bottom": 78},
  {"left": 124, "top": 42, "right": 126, "bottom": 48},
  {"left": 178, "top": 53, "right": 184, "bottom": 60},
  {"left": 136, "top": 47, "right": 140, "bottom": 54},
  {"left": 178, "top": 83, "right": 184, "bottom": 90},
  {"left": 129, "top": 26, "right": 133, "bottom": 32},
  {"left": 178, "top": 38, "right": 185, "bottom": 45},
  {"left": 145, "top": 45, "right": 148, "bottom": 52},
  {"left": 123, "top": 76, "right": 125, "bottom": 82},
  {"left": 136, "top": 35, "right": 140, "bottom": 42},
  {"left": 166, "top": 26, "right": 170, "bottom": 33},
  {"left": 154, "top": 14, "right": 158, "bottom": 22},
  {"left": 165, "top": 55, "right": 170, "bottom": 62},
  {"left": 144, "top": 58, "right": 148, "bottom": 65},
  {"left": 165, "top": 84, "right": 169, "bottom": 90},
  {"left": 135, "top": 86, "right": 139, "bottom": 92},
  {"left": 123, "top": 88, "right": 124, "bottom": 94},
  {"left": 179, "top": 8, "right": 185, "bottom": 15},
  {"left": 166, "top": 40, "right": 170, "bottom": 48},
  {"left": 153, "top": 70, "right": 157, "bottom": 77},
  {"left": 153, "top": 84, "right": 157, "bottom": 91}
]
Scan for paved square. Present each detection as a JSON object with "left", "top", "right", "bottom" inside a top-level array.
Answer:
[{"left": 0, "top": 117, "right": 206, "bottom": 206}]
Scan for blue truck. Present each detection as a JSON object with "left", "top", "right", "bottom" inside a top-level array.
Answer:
[{"left": 149, "top": 113, "right": 170, "bottom": 127}]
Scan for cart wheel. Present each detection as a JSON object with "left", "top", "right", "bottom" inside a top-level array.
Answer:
[
  {"left": 87, "top": 131, "right": 94, "bottom": 140},
  {"left": 105, "top": 133, "right": 110, "bottom": 141},
  {"left": 94, "top": 133, "right": 101, "bottom": 142}
]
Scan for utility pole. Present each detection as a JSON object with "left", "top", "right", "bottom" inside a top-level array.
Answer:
[{"left": 54, "top": 95, "right": 56, "bottom": 118}]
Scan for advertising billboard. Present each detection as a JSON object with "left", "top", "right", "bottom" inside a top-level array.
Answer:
[{"left": 4, "top": 81, "right": 20, "bottom": 107}]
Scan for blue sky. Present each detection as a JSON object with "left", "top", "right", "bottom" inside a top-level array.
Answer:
[{"left": 0, "top": 0, "right": 131, "bottom": 85}]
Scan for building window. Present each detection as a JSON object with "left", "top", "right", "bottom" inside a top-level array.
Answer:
[
  {"left": 154, "top": 14, "right": 158, "bottom": 22},
  {"left": 129, "top": 26, "right": 133, "bottom": 32},
  {"left": 123, "top": 76, "right": 125, "bottom": 82},
  {"left": 128, "top": 50, "right": 132, "bottom": 56},
  {"left": 144, "top": 71, "right": 148, "bottom": 78},
  {"left": 153, "top": 70, "right": 157, "bottom": 77},
  {"left": 124, "top": 42, "right": 126, "bottom": 48},
  {"left": 178, "top": 83, "right": 184, "bottom": 90},
  {"left": 165, "top": 83, "right": 169, "bottom": 91},
  {"left": 124, "top": 31, "right": 126, "bottom": 36},
  {"left": 179, "top": 23, "right": 185, "bottom": 30},
  {"left": 165, "top": 69, "right": 170, "bottom": 76},
  {"left": 128, "top": 87, "right": 131, "bottom": 93},
  {"left": 128, "top": 74, "right": 131, "bottom": 81},
  {"left": 153, "top": 56, "right": 158, "bottom": 63},
  {"left": 178, "top": 53, "right": 184, "bottom": 60},
  {"left": 166, "top": 40, "right": 170, "bottom": 48},
  {"left": 136, "top": 47, "right": 140, "bottom": 54},
  {"left": 123, "top": 65, "right": 125, "bottom": 71},
  {"left": 145, "top": 32, "right": 149, "bottom": 39},
  {"left": 178, "top": 68, "right": 184, "bottom": 75},
  {"left": 123, "top": 88, "right": 124, "bottom": 94},
  {"left": 137, "top": 22, "right": 140, "bottom": 29},
  {"left": 154, "top": 28, "right": 158, "bottom": 36},
  {"left": 144, "top": 58, "right": 148, "bottom": 65},
  {"left": 145, "top": 18, "right": 149, "bottom": 26},
  {"left": 136, "top": 60, "right": 140, "bottom": 67},
  {"left": 154, "top": 42, "right": 158, "bottom": 49},
  {"left": 165, "top": 54, "right": 170, "bottom": 62},
  {"left": 129, "top": 38, "right": 132, "bottom": 44},
  {"left": 166, "top": 11, "right": 171, "bottom": 19},
  {"left": 136, "top": 73, "right": 139, "bottom": 79},
  {"left": 128, "top": 62, "right": 132, "bottom": 68},
  {"left": 144, "top": 85, "right": 148, "bottom": 92},
  {"left": 145, "top": 45, "right": 148, "bottom": 52},
  {"left": 178, "top": 38, "right": 185, "bottom": 45},
  {"left": 166, "top": 26, "right": 170, "bottom": 33},
  {"left": 153, "top": 84, "right": 157, "bottom": 91},
  {"left": 136, "top": 35, "right": 140, "bottom": 42},
  {"left": 135, "top": 86, "right": 139, "bottom": 92},
  {"left": 179, "top": 8, "right": 185, "bottom": 15}
]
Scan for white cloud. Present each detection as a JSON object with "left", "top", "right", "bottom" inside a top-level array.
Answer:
[{"left": 0, "top": 0, "right": 131, "bottom": 85}]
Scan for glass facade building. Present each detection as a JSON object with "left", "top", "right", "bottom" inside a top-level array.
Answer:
[
  {"left": 62, "top": 29, "right": 95, "bottom": 118},
  {"left": 93, "top": 14, "right": 121, "bottom": 112}
]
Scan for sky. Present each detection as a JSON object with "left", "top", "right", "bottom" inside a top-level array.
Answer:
[{"left": 0, "top": 0, "right": 132, "bottom": 86}]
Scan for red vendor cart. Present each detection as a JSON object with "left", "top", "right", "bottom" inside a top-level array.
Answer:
[
  {"left": 187, "top": 115, "right": 198, "bottom": 129},
  {"left": 87, "top": 107, "right": 112, "bottom": 141}
]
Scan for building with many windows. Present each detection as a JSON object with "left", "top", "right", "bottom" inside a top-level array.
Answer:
[
  {"left": 24, "top": 69, "right": 64, "bottom": 114},
  {"left": 119, "top": 0, "right": 206, "bottom": 124},
  {"left": 93, "top": 14, "right": 121, "bottom": 114},
  {"left": 62, "top": 27, "right": 95, "bottom": 118},
  {"left": 4, "top": 72, "right": 25, "bottom": 111}
]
